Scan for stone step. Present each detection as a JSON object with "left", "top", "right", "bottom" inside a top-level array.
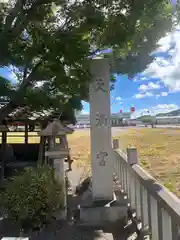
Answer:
[
  {"left": 75, "top": 229, "right": 114, "bottom": 240},
  {"left": 1, "top": 238, "right": 29, "bottom": 240}
]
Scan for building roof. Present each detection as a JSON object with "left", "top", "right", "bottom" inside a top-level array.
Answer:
[
  {"left": 0, "top": 103, "right": 53, "bottom": 122},
  {"left": 75, "top": 112, "right": 131, "bottom": 125},
  {"left": 111, "top": 112, "right": 131, "bottom": 118},
  {"left": 0, "top": 103, "right": 74, "bottom": 124},
  {"left": 156, "top": 115, "right": 180, "bottom": 119},
  {"left": 76, "top": 112, "right": 130, "bottom": 120}
]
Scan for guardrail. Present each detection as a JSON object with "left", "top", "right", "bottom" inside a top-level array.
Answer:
[{"left": 113, "top": 139, "right": 180, "bottom": 240}]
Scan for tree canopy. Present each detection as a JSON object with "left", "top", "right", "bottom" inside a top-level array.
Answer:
[{"left": 0, "top": 0, "right": 176, "bottom": 123}]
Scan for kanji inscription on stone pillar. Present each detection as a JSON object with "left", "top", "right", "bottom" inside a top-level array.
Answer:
[
  {"left": 96, "top": 151, "right": 108, "bottom": 166},
  {"left": 94, "top": 77, "right": 107, "bottom": 92},
  {"left": 95, "top": 112, "right": 109, "bottom": 127},
  {"left": 89, "top": 58, "right": 113, "bottom": 201}
]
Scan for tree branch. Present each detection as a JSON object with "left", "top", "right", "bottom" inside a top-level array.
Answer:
[
  {"left": 4, "top": 0, "right": 23, "bottom": 30},
  {"left": 0, "top": 62, "right": 42, "bottom": 123}
]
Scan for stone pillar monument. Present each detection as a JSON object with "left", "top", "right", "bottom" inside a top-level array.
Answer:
[
  {"left": 89, "top": 58, "right": 113, "bottom": 201},
  {"left": 79, "top": 59, "right": 127, "bottom": 227}
]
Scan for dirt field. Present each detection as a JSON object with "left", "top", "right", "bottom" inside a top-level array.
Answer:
[
  {"left": 2, "top": 128, "right": 180, "bottom": 196},
  {"left": 68, "top": 128, "right": 180, "bottom": 197},
  {"left": 115, "top": 128, "right": 180, "bottom": 196},
  {"left": 67, "top": 130, "right": 91, "bottom": 180}
]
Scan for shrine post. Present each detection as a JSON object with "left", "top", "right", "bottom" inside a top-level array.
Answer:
[{"left": 89, "top": 58, "right": 113, "bottom": 201}]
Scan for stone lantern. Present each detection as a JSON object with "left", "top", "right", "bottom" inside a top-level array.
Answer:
[{"left": 39, "top": 119, "right": 73, "bottom": 219}]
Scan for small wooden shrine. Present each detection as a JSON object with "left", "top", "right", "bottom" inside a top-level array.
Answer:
[{"left": 0, "top": 104, "right": 75, "bottom": 181}]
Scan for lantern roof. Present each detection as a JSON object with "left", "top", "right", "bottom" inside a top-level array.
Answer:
[{"left": 39, "top": 119, "right": 73, "bottom": 136}]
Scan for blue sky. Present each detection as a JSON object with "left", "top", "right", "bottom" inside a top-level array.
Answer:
[
  {"left": 82, "top": 29, "right": 180, "bottom": 117},
  {"left": 1, "top": 29, "right": 180, "bottom": 118},
  {"left": 0, "top": 66, "right": 16, "bottom": 83}
]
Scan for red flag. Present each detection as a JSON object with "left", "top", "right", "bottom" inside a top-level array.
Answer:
[
  {"left": 120, "top": 110, "right": 122, "bottom": 113},
  {"left": 130, "top": 107, "right": 135, "bottom": 113}
]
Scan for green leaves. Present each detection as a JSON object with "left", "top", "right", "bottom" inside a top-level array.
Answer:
[
  {"left": 0, "top": 0, "right": 177, "bottom": 121},
  {"left": 0, "top": 76, "right": 15, "bottom": 101},
  {"left": 0, "top": 165, "right": 63, "bottom": 231}
]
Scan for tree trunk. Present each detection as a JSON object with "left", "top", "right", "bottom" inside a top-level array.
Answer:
[{"left": 0, "top": 63, "right": 41, "bottom": 123}]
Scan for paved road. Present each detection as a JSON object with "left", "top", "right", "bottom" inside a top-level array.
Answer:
[
  {"left": 154, "top": 124, "right": 180, "bottom": 129},
  {"left": 75, "top": 126, "right": 136, "bottom": 137},
  {"left": 75, "top": 125, "right": 180, "bottom": 136}
]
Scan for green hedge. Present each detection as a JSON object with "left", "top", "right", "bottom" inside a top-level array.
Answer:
[{"left": 0, "top": 165, "right": 64, "bottom": 231}]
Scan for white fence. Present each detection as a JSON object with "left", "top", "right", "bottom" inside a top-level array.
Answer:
[{"left": 113, "top": 140, "right": 180, "bottom": 240}]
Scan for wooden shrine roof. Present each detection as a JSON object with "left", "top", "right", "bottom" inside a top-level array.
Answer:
[{"left": 0, "top": 103, "right": 74, "bottom": 124}]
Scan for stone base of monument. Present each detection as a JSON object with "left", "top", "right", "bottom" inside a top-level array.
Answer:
[
  {"left": 77, "top": 187, "right": 128, "bottom": 229},
  {"left": 1, "top": 238, "right": 29, "bottom": 240},
  {"left": 54, "top": 208, "right": 67, "bottom": 220}
]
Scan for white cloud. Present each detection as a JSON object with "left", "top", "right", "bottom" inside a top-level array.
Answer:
[
  {"left": 156, "top": 94, "right": 160, "bottom": 99},
  {"left": 134, "top": 76, "right": 149, "bottom": 82},
  {"left": 148, "top": 104, "right": 179, "bottom": 115},
  {"left": 111, "top": 96, "right": 122, "bottom": 106},
  {"left": 115, "top": 96, "right": 122, "bottom": 101},
  {"left": 138, "top": 82, "right": 161, "bottom": 92},
  {"left": 81, "top": 110, "right": 89, "bottom": 114},
  {"left": 132, "top": 104, "right": 179, "bottom": 118},
  {"left": 161, "top": 91, "right": 168, "bottom": 97},
  {"left": 156, "top": 91, "right": 168, "bottom": 98},
  {"left": 140, "top": 77, "right": 148, "bottom": 81},
  {"left": 134, "top": 92, "right": 153, "bottom": 99},
  {"left": 143, "top": 29, "right": 180, "bottom": 92}
]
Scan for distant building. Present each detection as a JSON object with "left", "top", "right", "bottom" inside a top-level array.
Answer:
[
  {"left": 131, "top": 115, "right": 180, "bottom": 125},
  {"left": 155, "top": 116, "right": 180, "bottom": 125},
  {"left": 75, "top": 112, "right": 131, "bottom": 127}
]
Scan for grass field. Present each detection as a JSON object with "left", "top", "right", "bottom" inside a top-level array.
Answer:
[{"left": 2, "top": 128, "right": 180, "bottom": 196}]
